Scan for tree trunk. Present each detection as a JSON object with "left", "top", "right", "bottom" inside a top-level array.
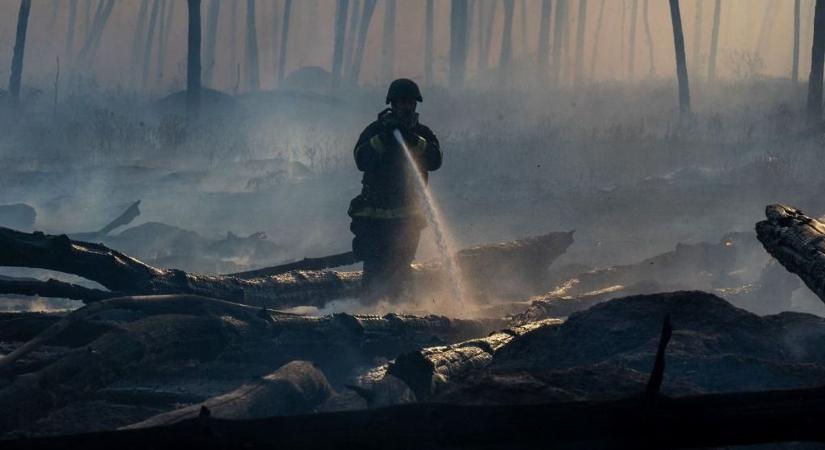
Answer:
[
  {"left": 331, "top": 0, "right": 349, "bottom": 89},
  {"left": 794, "top": 0, "right": 802, "bottom": 82},
  {"left": 498, "top": 0, "right": 515, "bottom": 87},
  {"left": 668, "top": 0, "right": 691, "bottom": 117},
  {"left": 245, "top": 0, "right": 260, "bottom": 91},
  {"left": 187, "top": 0, "right": 202, "bottom": 116},
  {"left": 387, "top": 319, "right": 560, "bottom": 400},
  {"left": 343, "top": 0, "right": 361, "bottom": 78},
  {"left": 627, "top": 0, "right": 637, "bottom": 81},
  {"left": 141, "top": 0, "right": 161, "bottom": 88},
  {"left": 425, "top": 0, "right": 435, "bottom": 84},
  {"left": 8, "top": 0, "right": 32, "bottom": 104},
  {"left": 589, "top": 0, "right": 605, "bottom": 78},
  {"left": 156, "top": 0, "right": 176, "bottom": 82},
  {"left": 0, "top": 226, "right": 572, "bottom": 309},
  {"left": 203, "top": 0, "right": 220, "bottom": 87},
  {"left": 381, "top": 0, "right": 397, "bottom": 82},
  {"left": 538, "top": 0, "right": 552, "bottom": 74},
  {"left": 130, "top": 0, "right": 149, "bottom": 86},
  {"left": 691, "top": 0, "right": 703, "bottom": 74},
  {"left": 230, "top": 0, "right": 238, "bottom": 71},
  {"left": 277, "top": 0, "right": 292, "bottom": 85},
  {"left": 450, "top": 0, "right": 469, "bottom": 88},
  {"left": 707, "top": 0, "right": 721, "bottom": 81},
  {"left": 519, "top": 0, "right": 527, "bottom": 55},
  {"left": 551, "top": 0, "right": 566, "bottom": 86},
  {"left": 88, "top": 0, "right": 116, "bottom": 64},
  {"left": 349, "top": 0, "right": 375, "bottom": 85},
  {"left": 65, "top": 0, "right": 79, "bottom": 58},
  {"left": 574, "top": 0, "right": 588, "bottom": 84},
  {"left": 808, "top": 0, "right": 825, "bottom": 125}
]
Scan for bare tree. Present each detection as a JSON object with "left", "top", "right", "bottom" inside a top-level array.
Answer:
[
  {"left": 130, "top": 0, "right": 149, "bottom": 81},
  {"left": 245, "top": 0, "right": 260, "bottom": 90},
  {"left": 574, "top": 0, "right": 588, "bottom": 84},
  {"left": 519, "top": 0, "right": 527, "bottom": 54},
  {"left": 450, "top": 0, "right": 469, "bottom": 88},
  {"left": 538, "top": 0, "right": 552, "bottom": 73},
  {"left": 381, "top": 0, "right": 397, "bottom": 82},
  {"left": 141, "top": 0, "right": 161, "bottom": 88},
  {"left": 794, "top": 0, "right": 801, "bottom": 82},
  {"left": 691, "top": 0, "right": 703, "bottom": 73},
  {"left": 590, "top": 0, "right": 605, "bottom": 77},
  {"left": 187, "top": 0, "right": 202, "bottom": 115},
  {"left": 65, "top": 0, "right": 79, "bottom": 59},
  {"left": 343, "top": 0, "right": 361, "bottom": 75},
  {"left": 425, "top": 0, "right": 435, "bottom": 84},
  {"left": 643, "top": 0, "right": 655, "bottom": 76},
  {"left": 75, "top": 0, "right": 115, "bottom": 66},
  {"left": 499, "top": 0, "right": 515, "bottom": 86},
  {"left": 203, "top": 0, "right": 220, "bottom": 87},
  {"left": 278, "top": 0, "right": 292, "bottom": 85},
  {"left": 756, "top": 0, "right": 779, "bottom": 56},
  {"left": 9, "top": 0, "right": 32, "bottom": 104},
  {"left": 808, "top": 0, "right": 825, "bottom": 124},
  {"left": 625, "top": 0, "right": 637, "bottom": 81},
  {"left": 668, "top": 0, "right": 691, "bottom": 117},
  {"left": 230, "top": 0, "right": 239, "bottom": 72},
  {"left": 332, "top": 0, "right": 350, "bottom": 89},
  {"left": 551, "top": 0, "right": 566, "bottom": 86},
  {"left": 157, "top": 0, "right": 176, "bottom": 82},
  {"left": 480, "top": 0, "right": 497, "bottom": 71},
  {"left": 707, "top": 0, "right": 721, "bottom": 81},
  {"left": 349, "top": 0, "right": 375, "bottom": 85}
]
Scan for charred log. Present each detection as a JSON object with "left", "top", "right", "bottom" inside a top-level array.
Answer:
[
  {"left": 0, "top": 227, "right": 571, "bottom": 308},
  {"left": 0, "top": 275, "right": 119, "bottom": 303},
  {"left": 756, "top": 204, "right": 825, "bottom": 304},
  {"left": 124, "top": 361, "right": 333, "bottom": 428},
  {"left": 386, "top": 319, "right": 562, "bottom": 400}
]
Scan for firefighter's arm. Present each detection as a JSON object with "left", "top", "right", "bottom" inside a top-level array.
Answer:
[
  {"left": 353, "top": 124, "right": 385, "bottom": 172},
  {"left": 418, "top": 127, "right": 442, "bottom": 171}
]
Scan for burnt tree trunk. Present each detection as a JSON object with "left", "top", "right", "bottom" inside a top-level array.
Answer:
[
  {"left": 628, "top": 0, "right": 637, "bottom": 81},
  {"left": 498, "top": 0, "right": 515, "bottom": 87},
  {"left": 480, "top": 0, "right": 497, "bottom": 71},
  {"left": 794, "top": 0, "right": 802, "bottom": 82},
  {"left": 187, "top": 0, "right": 202, "bottom": 115},
  {"left": 344, "top": 0, "right": 361, "bottom": 77},
  {"left": 8, "top": 0, "right": 32, "bottom": 104},
  {"left": 278, "top": 0, "right": 292, "bottom": 85},
  {"left": 130, "top": 0, "right": 149, "bottom": 86},
  {"left": 450, "top": 0, "right": 469, "bottom": 88},
  {"left": 141, "top": 0, "right": 161, "bottom": 88},
  {"left": 332, "top": 0, "right": 349, "bottom": 89},
  {"left": 574, "top": 0, "right": 587, "bottom": 84},
  {"left": 668, "top": 0, "right": 691, "bottom": 117},
  {"left": 381, "top": 0, "right": 397, "bottom": 82},
  {"left": 707, "top": 0, "right": 721, "bottom": 81},
  {"left": 157, "top": 0, "right": 176, "bottom": 81},
  {"left": 425, "top": 0, "right": 435, "bottom": 84},
  {"left": 65, "top": 0, "right": 79, "bottom": 59},
  {"left": 808, "top": 0, "right": 825, "bottom": 125},
  {"left": 203, "top": 0, "right": 220, "bottom": 87},
  {"left": 537, "top": 0, "right": 552, "bottom": 76},
  {"left": 551, "top": 0, "right": 566, "bottom": 86},
  {"left": 245, "top": 0, "right": 260, "bottom": 91},
  {"left": 349, "top": 0, "right": 375, "bottom": 85},
  {"left": 691, "top": 0, "right": 703, "bottom": 75},
  {"left": 590, "top": 0, "right": 605, "bottom": 76}
]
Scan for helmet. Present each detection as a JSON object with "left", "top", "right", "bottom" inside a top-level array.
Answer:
[{"left": 385, "top": 78, "right": 423, "bottom": 104}]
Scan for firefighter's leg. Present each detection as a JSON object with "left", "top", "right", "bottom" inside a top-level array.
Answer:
[
  {"left": 352, "top": 218, "right": 394, "bottom": 303},
  {"left": 385, "top": 219, "right": 424, "bottom": 302}
]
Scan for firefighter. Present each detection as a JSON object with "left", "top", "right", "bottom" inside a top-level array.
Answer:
[{"left": 348, "top": 78, "right": 442, "bottom": 302}]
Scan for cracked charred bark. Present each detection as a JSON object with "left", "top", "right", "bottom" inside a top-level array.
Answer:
[{"left": 756, "top": 204, "right": 825, "bottom": 304}]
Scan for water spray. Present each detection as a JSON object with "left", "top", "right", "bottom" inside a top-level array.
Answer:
[{"left": 392, "top": 129, "right": 467, "bottom": 314}]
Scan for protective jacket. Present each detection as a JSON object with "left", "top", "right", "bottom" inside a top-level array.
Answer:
[{"left": 348, "top": 115, "right": 442, "bottom": 220}]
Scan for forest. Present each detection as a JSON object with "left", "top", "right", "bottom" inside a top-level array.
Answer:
[{"left": 2, "top": 0, "right": 825, "bottom": 448}]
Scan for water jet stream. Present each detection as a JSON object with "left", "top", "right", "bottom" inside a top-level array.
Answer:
[{"left": 393, "top": 129, "right": 467, "bottom": 315}]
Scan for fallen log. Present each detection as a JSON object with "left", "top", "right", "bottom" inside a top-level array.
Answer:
[
  {"left": 5, "top": 386, "right": 825, "bottom": 449},
  {"left": 229, "top": 251, "right": 357, "bottom": 279},
  {"left": 0, "top": 275, "right": 120, "bottom": 303},
  {"left": 123, "top": 361, "right": 333, "bottom": 429},
  {"left": 386, "top": 319, "right": 562, "bottom": 400},
  {"left": 0, "top": 295, "right": 500, "bottom": 434},
  {"left": 0, "top": 226, "right": 572, "bottom": 308},
  {"left": 756, "top": 204, "right": 825, "bottom": 304}
]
